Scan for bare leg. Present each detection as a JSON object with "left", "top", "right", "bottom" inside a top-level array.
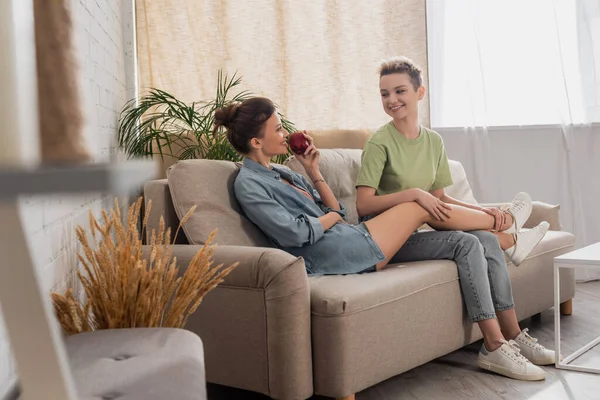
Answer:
[
  {"left": 493, "top": 231, "right": 516, "bottom": 251},
  {"left": 426, "top": 205, "right": 513, "bottom": 232},
  {"left": 496, "top": 308, "right": 522, "bottom": 340},
  {"left": 478, "top": 319, "right": 507, "bottom": 351},
  {"left": 365, "top": 202, "right": 517, "bottom": 270},
  {"left": 363, "top": 202, "right": 430, "bottom": 269}
]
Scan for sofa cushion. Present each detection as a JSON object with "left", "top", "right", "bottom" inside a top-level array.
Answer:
[
  {"left": 309, "top": 260, "right": 459, "bottom": 315},
  {"left": 526, "top": 202, "right": 561, "bottom": 230},
  {"left": 445, "top": 160, "right": 478, "bottom": 204},
  {"left": 167, "top": 160, "right": 272, "bottom": 247}
]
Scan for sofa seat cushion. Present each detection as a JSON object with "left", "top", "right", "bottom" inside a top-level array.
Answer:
[
  {"left": 167, "top": 159, "right": 272, "bottom": 247},
  {"left": 65, "top": 328, "right": 206, "bottom": 400},
  {"left": 309, "top": 260, "right": 459, "bottom": 316},
  {"left": 309, "top": 231, "right": 575, "bottom": 316}
]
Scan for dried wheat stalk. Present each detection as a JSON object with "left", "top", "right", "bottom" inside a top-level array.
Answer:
[{"left": 51, "top": 197, "right": 237, "bottom": 334}]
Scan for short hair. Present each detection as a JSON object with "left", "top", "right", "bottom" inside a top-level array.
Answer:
[{"left": 378, "top": 56, "right": 423, "bottom": 90}]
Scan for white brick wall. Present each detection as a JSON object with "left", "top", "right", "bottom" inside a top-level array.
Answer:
[{"left": 0, "top": 0, "right": 133, "bottom": 396}]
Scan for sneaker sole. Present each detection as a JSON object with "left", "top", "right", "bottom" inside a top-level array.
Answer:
[
  {"left": 477, "top": 359, "right": 546, "bottom": 381},
  {"left": 529, "top": 356, "right": 556, "bottom": 366}
]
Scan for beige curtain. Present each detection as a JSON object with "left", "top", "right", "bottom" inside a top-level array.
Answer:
[
  {"left": 136, "top": 0, "right": 429, "bottom": 130},
  {"left": 34, "top": 0, "right": 90, "bottom": 164}
]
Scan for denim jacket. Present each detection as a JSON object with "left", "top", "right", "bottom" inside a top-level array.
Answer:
[{"left": 234, "top": 158, "right": 385, "bottom": 275}]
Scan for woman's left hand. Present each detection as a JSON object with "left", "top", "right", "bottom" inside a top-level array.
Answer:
[
  {"left": 296, "top": 131, "right": 320, "bottom": 173},
  {"left": 481, "top": 207, "right": 505, "bottom": 231}
]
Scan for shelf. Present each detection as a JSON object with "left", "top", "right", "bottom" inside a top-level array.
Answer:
[
  {"left": 0, "top": 160, "right": 156, "bottom": 199},
  {"left": 0, "top": 159, "right": 158, "bottom": 400}
]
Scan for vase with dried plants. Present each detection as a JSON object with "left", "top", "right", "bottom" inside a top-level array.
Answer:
[{"left": 51, "top": 197, "right": 237, "bottom": 334}]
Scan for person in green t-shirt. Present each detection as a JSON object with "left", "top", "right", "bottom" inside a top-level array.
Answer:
[{"left": 355, "top": 56, "right": 554, "bottom": 381}]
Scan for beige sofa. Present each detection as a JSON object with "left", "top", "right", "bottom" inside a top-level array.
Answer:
[{"left": 144, "top": 130, "right": 576, "bottom": 400}]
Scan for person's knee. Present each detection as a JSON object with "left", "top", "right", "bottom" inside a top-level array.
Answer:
[
  {"left": 399, "top": 201, "right": 429, "bottom": 222},
  {"left": 455, "top": 232, "right": 485, "bottom": 256},
  {"left": 474, "top": 230, "right": 501, "bottom": 248}
]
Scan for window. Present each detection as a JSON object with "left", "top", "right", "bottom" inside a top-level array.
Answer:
[{"left": 426, "top": 0, "right": 592, "bottom": 128}]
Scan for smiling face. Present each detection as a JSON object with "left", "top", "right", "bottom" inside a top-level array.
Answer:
[
  {"left": 249, "top": 112, "right": 289, "bottom": 157},
  {"left": 379, "top": 72, "right": 425, "bottom": 121}
]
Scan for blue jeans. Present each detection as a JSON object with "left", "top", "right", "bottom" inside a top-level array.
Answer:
[{"left": 389, "top": 230, "right": 515, "bottom": 322}]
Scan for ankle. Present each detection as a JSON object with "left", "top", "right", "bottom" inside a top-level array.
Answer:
[
  {"left": 494, "top": 232, "right": 515, "bottom": 250},
  {"left": 503, "top": 329, "right": 522, "bottom": 341},
  {"left": 484, "top": 339, "right": 504, "bottom": 352},
  {"left": 501, "top": 212, "right": 514, "bottom": 231}
]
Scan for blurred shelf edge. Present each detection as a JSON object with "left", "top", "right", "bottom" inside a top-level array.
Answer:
[
  {"left": 0, "top": 160, "right": 157, "bottom": 199},
  {"left": 1, "top": 378, "right": 19, "bottom": 400}
]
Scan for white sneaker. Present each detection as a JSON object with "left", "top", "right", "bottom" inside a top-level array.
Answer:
[
  {"left": 505, "top": 221, "right": 550, "bottom": 266},
  {"left": 477, "top": 340, "right": 546, "bottom": 381},
  {"left": 502, "top": 192, "right": 533, "bottom": 234},
  {"left": 514, "top": 328, "right": 556, "bottom": 365}
]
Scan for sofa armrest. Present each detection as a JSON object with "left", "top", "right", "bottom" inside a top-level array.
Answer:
[
  {"left": 147, "top": 244, "right": 313, "bottom": 400},
  {"left": 479, "top": 201, "right": 562, "bottom": 231},
  {"left": 525, "top": 201, "right": 561, "bottom": 230}
]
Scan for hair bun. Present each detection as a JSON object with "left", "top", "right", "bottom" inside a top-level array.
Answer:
[{"left": 214, "top": 102, "right": 241, "bottom": 130}]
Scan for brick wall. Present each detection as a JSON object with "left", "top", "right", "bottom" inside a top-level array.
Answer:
[{"left": 0, "top": 0, "right": 134, "bottom": 396}]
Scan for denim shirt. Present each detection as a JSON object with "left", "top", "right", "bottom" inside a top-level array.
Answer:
[{"left": 234, "top": 158, "right": 385, "bottom": 275}]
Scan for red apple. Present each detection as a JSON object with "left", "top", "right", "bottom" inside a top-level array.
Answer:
[{"left": 288, "top": 131, "right": 310, "bottom": 155}]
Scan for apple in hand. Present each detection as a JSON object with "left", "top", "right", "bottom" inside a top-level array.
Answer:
[{"left": 288, "top": 131, "right": 310, "bottom": 155}]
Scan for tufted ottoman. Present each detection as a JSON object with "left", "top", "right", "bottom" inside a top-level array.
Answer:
[{"left": 65, "top": 328, "right": 206, "bottom": 400}]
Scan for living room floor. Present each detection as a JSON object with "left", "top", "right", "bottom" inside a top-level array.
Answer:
[{"left": 207, "top": 281, "right": 600, "bottom": 400}]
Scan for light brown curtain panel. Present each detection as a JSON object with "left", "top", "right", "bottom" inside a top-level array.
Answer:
[
  {"left": 136, "top": 0, "right": 429, "bottom": 130},
  {"left": 34, "top": 0, "right": 90, "bottom": 164}
]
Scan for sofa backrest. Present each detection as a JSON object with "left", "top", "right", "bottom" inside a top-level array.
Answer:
[
  {"left": 144, "top": 133, "right": 478, "bottom": 244},
  {"left": 154, "top": 129, "right": 370, "bottom": 179},
  {"left": 285, "top": 149, "right": 477, "bottom": 224},
  {"left": 308, "top": 129, "right": 371, "bottom": 150}
]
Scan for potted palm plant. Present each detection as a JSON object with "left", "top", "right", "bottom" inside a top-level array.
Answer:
[{"left": 117, "top": 70, "right": 296, "bottom": 164}]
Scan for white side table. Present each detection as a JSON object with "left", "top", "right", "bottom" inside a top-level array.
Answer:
[{"left": 554, "top": 242, "right": 600, "bottom": 373}]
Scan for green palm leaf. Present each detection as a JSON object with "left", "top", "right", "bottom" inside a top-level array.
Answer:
[{"left": 117, "top": 69, "right": 296, "bottom": 164}]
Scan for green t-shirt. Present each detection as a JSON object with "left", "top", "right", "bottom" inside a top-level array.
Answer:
[{"left": 356, "top": 122, "right": 453, "bottom": 195}]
